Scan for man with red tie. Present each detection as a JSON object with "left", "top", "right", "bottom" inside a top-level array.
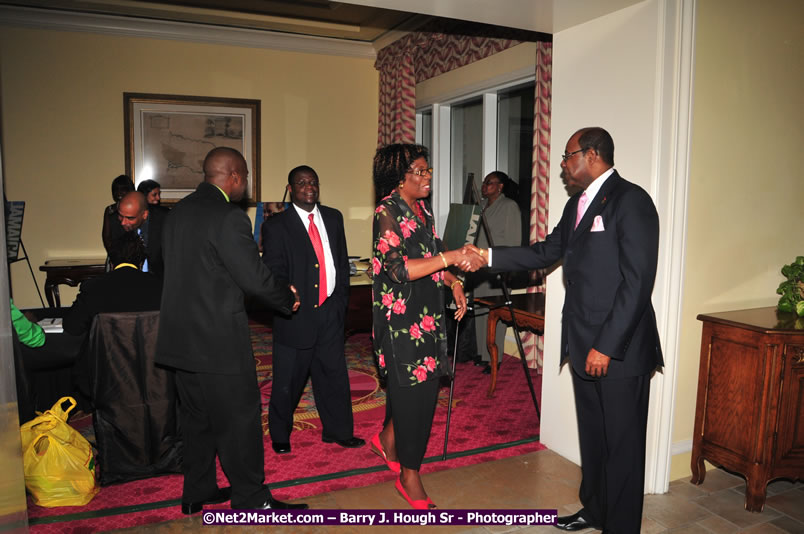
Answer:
[
  {"left": 463, "top": 128, "right": 663, "bottom": 534},
  {"left": 261, "top": 165, "right": 364, "bottom": 455}
]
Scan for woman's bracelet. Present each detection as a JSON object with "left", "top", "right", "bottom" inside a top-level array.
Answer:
[
  {"left": 438, "top": 252, "right": 448, "bottom": 269},
  {"left": 451, "top": 279, "right": 464, "bottom": 290}
]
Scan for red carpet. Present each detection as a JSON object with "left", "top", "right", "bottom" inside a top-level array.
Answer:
[{"left": 27, "top": 322, "right": 543, "bottom": 532}]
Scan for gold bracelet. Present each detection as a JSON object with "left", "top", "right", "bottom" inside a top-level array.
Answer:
[
  {"left": 438, "top": 252, "right": 448, "bottom": 269},
  {"left": 452, "top": 279, "right": 464, "bottom": 290}
]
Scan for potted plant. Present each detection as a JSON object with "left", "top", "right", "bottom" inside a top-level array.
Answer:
[{"left": 776, "top": 256, "right": 804, "bottom": 316}]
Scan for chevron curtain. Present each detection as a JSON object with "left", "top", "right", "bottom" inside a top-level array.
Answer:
[
  {"left": 375, "top": 33, "right": 521, "bottom": 146},
  {"left": 521, "top": 41, "right": 552, "bottom": 371}
]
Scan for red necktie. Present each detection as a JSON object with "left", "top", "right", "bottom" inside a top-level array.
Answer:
[
  {"left": 308, "top": 213, "right": 327, "bottom": 306},
  {"left": 575, "top": 192, "right": 588, "bottom": 230}
]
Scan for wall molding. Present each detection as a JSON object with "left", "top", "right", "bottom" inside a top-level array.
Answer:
[{"left": 0, "top": 5, "right": 377, "bottom": 59}]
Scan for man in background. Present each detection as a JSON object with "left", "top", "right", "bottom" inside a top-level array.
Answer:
[
  {"left": 156, "top": 147, "right": 307, "bottom": 513},
  {"left": 468, "top": 171, "right": 522, "bottom": 374},
  {"left": 117, "top": 191, "right": 165, "bottom": 277},
  {"left": 261, "top": 165, "right": 363, "bottom": 455}
]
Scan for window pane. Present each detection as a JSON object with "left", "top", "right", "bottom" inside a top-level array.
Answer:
[
  {"left": 450, "top": 98, "right": 482, "bottom": 204},
  {"left": 497, "top": 83, "right": 534, "bottom": 245}
]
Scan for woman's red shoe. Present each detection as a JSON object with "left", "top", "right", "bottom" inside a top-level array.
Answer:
[{"left": 371, "top": 433, "right": 401, "bottom": 473}]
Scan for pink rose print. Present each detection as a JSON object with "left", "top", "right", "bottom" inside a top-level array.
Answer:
[
  {"left": 379, "top": 353, "right": 386, "bottom": 368},
  {"left": 409, "top": 322, "right": 422, "bottom": 339},
  {"left": 403, "top": 255, "right": 409, "bottom": 269},
  {"left": 392, "top": 298, "right": 407, "bottom": 315},
  {"left": 372, "top": 257, "right": 381, "bottom": 275},
  {"left": 420, "top": 315, "right": 436, "bottom": 332},
  {"left": 375, "top": 205, "right": 386, "bottom": 214},
  {"left": 431, "top": 271, "right": 443, "bottom": 283},
  {"left": 423, "top": 251, "right": 432, "bottom": 258},
  {"left": 381, "top": 293, "right": 394, "bottom": 308},
  {"left": 400, "top": 217, "right": 417, "bottom": 238},
  {"left": 424, "top": 357, "right": 436, "bottom": 372},
  {"left": 377, "top": 238, "right": 389, "bottom": 254},
  {"left": 385, "top": 309, "right": 392, "bottom": 321},
  {"left": 413, "top": 365, "right": 428, "bottom": 382},
  {"left": 384, "top": 230, "right": 400, "bottom": 247}
]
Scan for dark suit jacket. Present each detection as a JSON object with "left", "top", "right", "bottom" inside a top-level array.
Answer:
[
  {"left": 155, "top": 181, "right": 294, "bottom": 375},
  {"left": 62, "top": 266, "right": 162, "bottom": 335},
  {"left": 261, "top": 205, "right": 349, "bottom": 348},
  {"left": 142, "top": 206, "right": 167, "bottom": 277},
  {"left": 493, "top": 171, "right": 663, "bottom": 379}
]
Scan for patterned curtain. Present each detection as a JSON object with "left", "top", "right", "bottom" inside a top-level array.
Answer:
[
  {"left": 375, "top": 33, "right": 521, "bottom": 146},
  {"left": 521, "top": 42, "right": 552, "bottom": 371}
]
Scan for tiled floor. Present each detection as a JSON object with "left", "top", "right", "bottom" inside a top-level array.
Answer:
[{"left": 112, "top": 449, "right": 804, "bottom": 533}]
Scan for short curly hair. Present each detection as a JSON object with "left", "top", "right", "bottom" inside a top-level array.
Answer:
[
  {"left": 109, "top": 231, "right": 147, "bottom": 268},
  {"left": 372, "top": 144, "right": 429, "bottom": 204}
]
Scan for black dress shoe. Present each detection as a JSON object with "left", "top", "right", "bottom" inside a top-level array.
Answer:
[
  {"left": 233, "top": 497, "right": 308, "bottom": 510},
  {"left": 322, "top": 436, "right": 366, "bottom": 448},
  {"left": 272, "top": 441, "right": 291, "bottom": 454},
  {"left": 181, "top": 487, "right": 232, "bottom": 515},
  {"left": 554, "top": 510, "right": 600, "bottom": 531}
]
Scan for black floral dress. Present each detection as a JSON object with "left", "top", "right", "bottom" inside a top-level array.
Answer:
[{"left": 372, "top": 190, "right": 450, "bottom": 388}]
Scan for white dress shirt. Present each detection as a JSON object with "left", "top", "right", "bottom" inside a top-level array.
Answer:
[{"left": 292, "top": 203, "right": 336, "bottom": 298}]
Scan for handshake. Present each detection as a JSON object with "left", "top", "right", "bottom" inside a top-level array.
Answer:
[{"left": 449, "top": 244, "right": 489, "bottom": 273}]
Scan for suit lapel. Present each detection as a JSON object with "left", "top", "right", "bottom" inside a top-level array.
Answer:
[
  {"left": 285, "top": 208, "right": 316, "bottom": 259},
  {"left": 570, "top": 171, "right": 622, "bottom": 241}
]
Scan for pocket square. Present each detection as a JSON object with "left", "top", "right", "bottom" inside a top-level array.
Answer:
[{"left": 590, "top": 215, "right": 605, "bottom": 232}]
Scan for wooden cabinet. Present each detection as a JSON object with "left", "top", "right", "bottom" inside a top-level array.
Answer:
[{"left": 691, "top": 307, "right": 804, "bottom": 512}]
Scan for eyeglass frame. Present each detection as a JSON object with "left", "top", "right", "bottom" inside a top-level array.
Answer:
[
  {"left": 291, "top": 178, "right": 320, "bottom": 187},
  {"left": 406, "top": 167, "right": 433, "bottom": 177},
  {"left": 561, "top": 148, "right": 586, "bottom": 162}
]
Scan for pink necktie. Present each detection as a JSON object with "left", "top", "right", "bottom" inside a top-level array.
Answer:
[
  {"left": 575, "top": 192, "right": 588, "bottom": 229},
  {"left": 308, "top": 213, "right": 327, "bottom": 305}
]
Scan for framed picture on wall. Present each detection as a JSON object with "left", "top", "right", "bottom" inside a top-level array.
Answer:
[{"left": 124, "top": 93, "right": 260, "bottom": 205}]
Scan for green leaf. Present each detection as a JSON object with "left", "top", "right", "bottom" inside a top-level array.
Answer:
[
  {"left": 797, "top": 300, "right": 804, "bottom": 317},
  {"left": 778, "top": 299, "right": 794, "bottom": 313}
]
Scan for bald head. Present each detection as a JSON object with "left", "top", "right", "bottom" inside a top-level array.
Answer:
[
  {"left": 203, "top": 147, "right": 249, "bottom": 201},
  {"left": 117, "top": 191, "right": 149, "bottom": 231}
]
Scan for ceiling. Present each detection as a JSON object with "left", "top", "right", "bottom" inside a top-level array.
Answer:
[
  {"left": 0, "top": 0, "right": 643, "bottom": 47},
  {"left": 0, "top": 0, "right": 509, "bottom": 43}
]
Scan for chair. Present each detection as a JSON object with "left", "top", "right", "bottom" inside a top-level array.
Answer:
[{"left": 86, "top": 311, "right": 182, "bottom": 485}]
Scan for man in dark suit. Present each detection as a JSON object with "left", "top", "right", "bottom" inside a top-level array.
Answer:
[
  {"left": 261, "top": 165, "right": 364, "bottom": 454},
  {"left": 117, "top": 191, "right": 165, "bottom": 277},
  {"left": 63, "top": 232, "right": 162, "bottom": 336},
  {"left": 155, "top": 147, "right": 307, "bottom": 513},
  {"left": 464, "top": 127, "right": 663, "bottom": 534}
]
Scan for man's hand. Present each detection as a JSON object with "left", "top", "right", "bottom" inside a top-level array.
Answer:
[
  {"left": 458, "top": 244, "right": 488, "bottom": 272},
  {"left": 289, "top": 284, "right": 300, "bottom": 312},
  {"left": 585, "top": 348, "right": 611, "bottom": 377}
]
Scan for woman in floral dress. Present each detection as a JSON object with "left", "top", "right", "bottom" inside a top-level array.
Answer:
[{"left": 371, "top": 144, "right": 469, "bottom": 509}]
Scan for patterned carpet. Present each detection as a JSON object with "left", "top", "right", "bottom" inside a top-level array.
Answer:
[{"left": 27, "top": 320, "right": 544, "bottom": 533}]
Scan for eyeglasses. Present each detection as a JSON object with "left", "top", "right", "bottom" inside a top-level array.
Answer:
[
  {"left": 292, "top": 179, "right": 319, "bottom": 187},
  {"left": 561, "top": 148, "right": 585, "bottom": 162},
  {"left": 406, "top": 167, "right": 433, "bottom": 177}
]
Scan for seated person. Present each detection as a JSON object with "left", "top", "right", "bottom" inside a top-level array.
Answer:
[
  {"left": 102, "top": 174, "right": 134, "bottom": 256},
  {"left": 63, "top": 232, "right": 163, "bottom": 336}
]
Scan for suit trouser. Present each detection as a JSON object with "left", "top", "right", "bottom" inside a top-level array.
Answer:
[
  {"left": 176, "top": 368, "right": 270, "bottom": 508},
  {"left": 269, "top": 300, "right": 353, "bottom": 443},
  {"left": 572, "top": 368, "right": 650, "bottom": 534}
]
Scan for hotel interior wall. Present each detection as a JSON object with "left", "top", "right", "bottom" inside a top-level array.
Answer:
[
  {"left": 0, "top": 27, "right": 378, "bottom": 308},
  {"left": 675, "top": 0, "right": 804, "bottom": 481},
  {"left": 1, "top": 0, "right": 803, "bottom": 489}
]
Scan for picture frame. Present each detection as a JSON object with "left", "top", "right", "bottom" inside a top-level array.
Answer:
[{"left": 124, "top": 93, "right": 260, "bottom": 205}]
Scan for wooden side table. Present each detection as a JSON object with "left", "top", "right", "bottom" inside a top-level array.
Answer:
[
  {"left": 39, "top": 258, "right": 106, "bottom": 307},
  {"left": 691, "top": 307, "right": 804, "bottom": 511},
  {"left": 474, "top": 292, "right": 545, "bottom": 397}
]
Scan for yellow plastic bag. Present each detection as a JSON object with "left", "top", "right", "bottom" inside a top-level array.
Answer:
[{"left": 20, "top": 396, "right": 99, "bottom": 507}]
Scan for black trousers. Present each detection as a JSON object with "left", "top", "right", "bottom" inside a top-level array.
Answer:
[
  {"left": 176, "top": 368, "right": 270, "bottom": 508},
  {"left": 572, "top": 368, "right": 651, "bottom": 534},
  {"left": 383, "top": 363, "right": 440, "bottom": 471},
  {"left": 268, "top": 300, "right": 354, "bottom": 443}
]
